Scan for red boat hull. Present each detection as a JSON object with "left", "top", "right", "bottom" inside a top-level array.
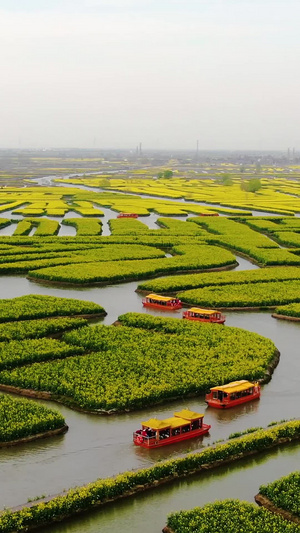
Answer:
[
  {"left": 143, "top": 302, "right": 182, "bottom": 310},
  {"left": 206, "top": 391, "right": 260, "bottom": 409},
  {"left": 133, "top": 424, "right": 211, "bottom": 448},
  {"left": 183, "top": 315, "right": 225, "bottom": 324},
  {"left": 117, "top": 213, "right": 138, "bottom": 218}
]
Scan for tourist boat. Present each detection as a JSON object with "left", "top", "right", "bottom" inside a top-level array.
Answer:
[
  {"left": 142, "top": 294, "right": 182, "bottom": 310},
  {"left": 133, "top": 409, "right": 211, "bottom": 448},
  {"left": 117, "top": 212, "right": 139, "bottom": 218},
  {"left": 182, "top": 307, "right": 226, "bottom": 324},
  {"left": 205, "top": 380, "right": 260, "bottom": 409}
]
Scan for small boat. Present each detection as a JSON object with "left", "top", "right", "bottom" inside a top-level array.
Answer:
[
  {"left": 205, "top": 380, "right": 260, "bottom": 409},
  {"left": 117, "top": 213, "right": 139, "bottom": 218},
  {"left": 133, "top": 409, "right": 211, "bottom": 448},
  {"left": 142, "top": 294, "right": 182, "bottom": 310},
  {"left": 183, "top": 307, "right": 226, "bottom": 324}
]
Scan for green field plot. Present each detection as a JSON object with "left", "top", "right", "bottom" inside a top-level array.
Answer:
[
  {"left": 0, "top": 295, "right": 105, "bottom": 322},
  {"left": 274, "top": 303, "right": 300, "bottom": 318},
  {"left": 109, "top": 218, "right": 150, "bottom": 234},
  {"left": 58, "top": 175, "right": 300, "bottom": 215},
  {"left": 259, "top": 471, "right": 300, "bottom": 518},
  {"left": 0, "top": 317, "right": 88, "bottom": 342},
  {"left": 12, "top": 218, "right": 60, "bottom": 237},
  {"left": 62, "top": 218, "right": 102, "bottom": 235},
  {"left": 13, "top": 219, "right": 33, "bottom": 236},
  {"left": 271, "top": 231, "right": 300, "bottom": 247},
  {"left": 0, "top": 394, "right": 65, "bottom": 443},
  {"left": 166, "top": 500, "right": 300, "bottom": 533},
  {"left": 156, "top": 217, "right": 207, "bottom": 234},
  {"left": 249, "top": 247, "right": 300, "bottom": 265},
  {"left": 70, "top": 201, "right": 104, "bottom": 216},
  {"left": 28, "top": 244, "right": 236, "bottom": 284},
  {"left": 0, "top": 179, "right": 299, "bottom": 220},
  {"left": 178, "top": 279, "right": 300, "bottom": 308},
  {"left": 137, "top": 266, "right": 300, "bottom": 293},
  {"left": 0, "top": 316, "right": 276, "bottom": 410},
  {"left": 0, "top": 218, "right": 11, "bottom": 229},
  {"left": 0, "top": 337, "right": 84, "bottom": 370},
  {"left": 0, "top": 243, "right": 166, "bottom": 274}
]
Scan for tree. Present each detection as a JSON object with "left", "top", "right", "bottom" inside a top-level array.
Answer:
[
  {"left": 221, "top": 173, "right": 233, "bottom": 186},
  {"left": 163, "top": 169, "right": 173, "bottom": 178},
  {"left": 240, "top": 178, "right": 262, "bottom": 193}
]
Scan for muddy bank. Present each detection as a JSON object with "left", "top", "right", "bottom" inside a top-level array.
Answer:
[
  {"left": 272, "top": 313, "right": 300, "bottom": 322},
  {"left": 255, "top": 493, "right": 300, "bottom": 524}
]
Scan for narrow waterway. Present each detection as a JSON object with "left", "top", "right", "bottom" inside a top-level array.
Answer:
[{"left": 43, "top": 443, "right": 300, "bottom": 533}]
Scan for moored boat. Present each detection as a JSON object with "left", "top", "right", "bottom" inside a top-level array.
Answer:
[
  {"left": 183, "top": 307, "right": 226, "bottom": 324},
  {"left": 142, "top": 294, "right": 182, "bottom": 310},
  {"left": 133, "top": 409, "right": 211, "bottom": 448},
  {"left": 117, "top": 212, "right": 139, "bottom": 218},
  {"left": 205, "top": 380, "right": 260, "bottom": 409}
]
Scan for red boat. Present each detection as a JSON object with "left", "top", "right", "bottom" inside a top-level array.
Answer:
[
  {"left": 183, "top": 307, "right": 226, "bottom": 324},
  {"left": 205, "top": 380, "right": 260, "bottom": 409},
  {"left": 133, "top": 409, "right": 211, "bottom": 448},
  {"left": 117, "top": 213, "right": 139, "bottom": 218},
  {"left": 142, "top": 294, "right": 182, "bottom": 310}
]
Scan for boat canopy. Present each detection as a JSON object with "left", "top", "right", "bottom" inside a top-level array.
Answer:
[
  {"left": 142, "top": 409, "right": 204, "bottom": 430},
  {"left": 146, "top": 294, "right": 174, "bottom": 302},
  {"left": 141, "top": 418, "right": 170, "bottom": 430},
  {"left": 210, "top": 380, "right": 255, "bottom": 393},
  {"left": 174, "top": 408, "right": 204, "bottom": 421},
  {"left": 189, "top": 307, "right": 219, "bottom": 315}
]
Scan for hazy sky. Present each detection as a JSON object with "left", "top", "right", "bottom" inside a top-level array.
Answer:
[{"left": 1, "top": 0, "right": 300, "bottom": 150}]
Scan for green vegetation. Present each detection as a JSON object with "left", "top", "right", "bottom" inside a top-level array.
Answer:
[
  {"left": 178, "top": 280, "right": 300, "bottom": 308},
  {"left": 137, "top": 266, "right": 300, "bottom": 293},
  {"left": 62, "top": 218, "right": 102, "bottom": 235},
  {"left": 259, "top": 471, "right": 300, "bottom": 517},
  {"left": 0, "top": 316, "right": 88, "bottom": 342},
  {"left": 0, "top": 338, "right": 84, "bottom": 370},
  {"left": 0, "top": 394, "right": 65, "bottom": 443},
  {"left": 274, "top": 303, "right": 300, "bottom": 318},
  {"left": 0, "top": 313, "right": 276, "bottom": 411},
  {"left": 166, "top": 499, "right": 300, "bottom": 533},
  {"left": 0, "top": 421, "right": 299, "bottom": 532},
  {"left": 28, "top": 244, "right": 236, "bottom": 284},
  {"left": 0, "top": 295, "right": 106, "bottom": 322},
  {"left": 109, "top": 218, "right": 150, "bottom": 234},
  {"left": 1, "top": 317, "right": 276, "bottom": 409}
]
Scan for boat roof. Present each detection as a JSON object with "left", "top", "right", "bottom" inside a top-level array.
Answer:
[
  {"left": 174, "top": 408, "right": 204, "bottom": 421},
  {"left": 189, "top": 307, "right": 219, "bottom": 314},
  {"left": 210, "top": 380, "right": 255, "bottom": 393},
  {"left": 142, "top": 409, "right": 204, "bottom": 430},
  {"left": 146, "top": 294, "right": 174, "bottom": 302}
]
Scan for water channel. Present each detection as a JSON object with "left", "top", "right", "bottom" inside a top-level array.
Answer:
[{"left": 0, "top": 180, "right": 299, "bottom": 531}]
